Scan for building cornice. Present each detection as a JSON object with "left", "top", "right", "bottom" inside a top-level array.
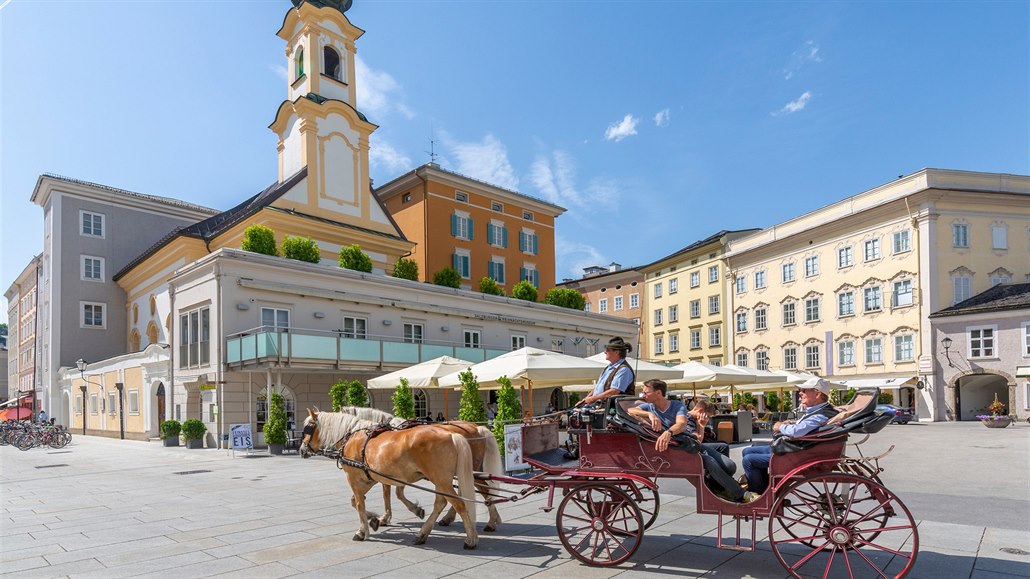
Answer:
[{"left": 30, "top": 174, "right": 217, "bottom": 221}]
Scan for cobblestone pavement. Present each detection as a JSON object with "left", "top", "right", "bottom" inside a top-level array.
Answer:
[{"left": 1, "top": 421, "right": 1028, "bottom": 578}]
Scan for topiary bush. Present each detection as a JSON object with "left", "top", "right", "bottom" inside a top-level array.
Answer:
[
  {"left": 346, "top": 380, "right": 368, "bottom": 407},
  {"left": 339, "top": 244, "right": 373, "bottom": 272},
  {"left": 392, "top": 378, "right": 415, "bottom": 419},
  {"left": 457, "top": 370, "right": 486, "bottom": 423},
  {"left": 432, "top": 266, "right": 461, "bottom": 288},
  {"left": 181, "top": 419, "right": 207, "bottom": 441},
  {"left": 160, "top": 419, "right": 182, "bottom": 438},
  {"left": 241, "top": 224, "right": 278, "bottom": 256},
  {"left": 479, "top": 277, "right": 504, "bottom": 296},
  {"left": 264, "top": 393, "right": 288, "bottom": 445},
  {"left": 543, "top": 287, "right": 585, "bottom": 309},
  {"left": 510, "top": 280, "right": 538, "bottom": 302},
  {"left": 281, "top": 235, "right": 321, "bottom": 263},
  {"left": 492, "top": 376, "right": 521, "bottom": 456},
  {"left": 392, "top": 257, "right": 419, "bottom": 281},
  {"left": 329, "top": 380, "right": 347, "bottom": 412}
]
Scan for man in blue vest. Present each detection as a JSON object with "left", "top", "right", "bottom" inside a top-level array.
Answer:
[{"left": 577, "top": 337, "right": 636, "bottom": 406}]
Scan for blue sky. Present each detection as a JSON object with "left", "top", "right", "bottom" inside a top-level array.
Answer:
[{"left": 2, "top": 0, "right": 1028, "bottom": 324}]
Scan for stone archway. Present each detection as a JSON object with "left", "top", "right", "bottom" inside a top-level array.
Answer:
[{"left": 954, "top": 373, "right": 1009, "bottom": 421}]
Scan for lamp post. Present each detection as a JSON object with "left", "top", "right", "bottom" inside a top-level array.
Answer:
[
  {"left": 941, "top": 337, "right": 954, "bottom": 368},
  {"left": 76, "top": 358, "right": 88, "bottom": 435}
]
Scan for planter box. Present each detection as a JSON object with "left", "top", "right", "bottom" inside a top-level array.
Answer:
[
  {"left": 163, "top": 437, "right": 180, "bottom": 447},
  {"left": 981, "top": 418, "right": 1012, "bottom": 429},
  {"left": 268, "top": 443, "right": 285, "bottom": 455},
  {"left": 185, "top": 439, "right": 204, "bottom": 449}
]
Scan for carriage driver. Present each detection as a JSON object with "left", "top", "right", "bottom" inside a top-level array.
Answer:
[{"left": 576, "top": 337, "right": 636, "bottom": 406}]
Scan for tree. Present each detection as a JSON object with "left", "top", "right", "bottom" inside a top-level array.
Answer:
[
  {"left": 241, "top": 224, "right": 277, "bottom": 256},
  {"left": 877, "top": 391, "right": 894, "bottom": 405},
  {"left": 281, "top": 235, "right": 321, "bottom": 263},
  {"left": 831, "top": 387, "right": 858, "bottom": 406},
  {"left": 479, "top": 277, "right": 504, "bottom": 296},
  {"left": 568, "top": 392, "right": 581, "bottom": 406},
  {"left": 457, "top": 370, "right": 487, "bottom": 423},
  {"left": 264, "top": 392, "right": 288, "bottom": 445},
  {"left": 492, "top": 377, "right": 521, "bottom": 456},
  {"left": 0, "top": 323, "right": 7, "bottom": 336},
  {"left": 764, "top": 391, "right": 781, "bottom": 413},
  {"left": 346, "top": 380, "right": 369, "bottom": 407},
  {"left": 339, "top": 244, "right": 373, "bottom": 272},
  {"left": 543, "top": 287, "right": 585, "bottom": 310},
  {"left": 432, "top": 266, "right": 461, "bottom": 288},
  {"left": 510, "top": 280, "right": 538, "bottom": 302},
  {"left": 392, "top": 378, "right": 415, "bottom": 419},
  {"left": 392, "top": 257, "right": 419, "bottom": 281},
  {"left": 781, "top": 393, "right": 794, "bottom": 413},
  {"left": 329, "top": 380, "right": 347, "bottom": 411}
]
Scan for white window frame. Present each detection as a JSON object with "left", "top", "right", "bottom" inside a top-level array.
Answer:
[
  {"left": 952, "top": 223, "right": 969, "bottom": 248},
  {"left": 708, "top": 326, "right": 721, "bottom": 347},
  {"left": 487, "top": 221, "right": 506, "bottom": 248},
  {"left": 108, "top": 391, "right": 117, "bottom": 416},
  {"left": 805, "top": 344, "right": 820, "bottom": 369},
  {"left": 81, "top": 301, "right": 106, "bottom": 329},
  {"left": 736, "top": 352, "right": 749, "bottom": 367},
  {"left": 180, "top": 306, "right": 211, "bottom": 368},
  {"left": 613, "top": 296, "right": 624, "bottom": 311},
  {"left": 511, "top": 334, "right": 526, "bottom": 350},
  {"left": 805, "top": 297, "right": 820, "bottom": 323},
  {"left": 690, "top": 300, "right": 701, "bottom": 318},
  {"left": 708, "top": 265, "right": 719, "bottom": 283},
  {"left": 629, "top": 293, "right": 639, "bottom": 308},
  {"left": 453, "top": 212, "right": 472, "bottom": 241},
  {"left": 403, "top": 323, "right": 424, "bottom": 344},
  {"left": 892, "top": 230, "right": 911, "bottom": 254},
  {"left": 735, "top": 275, "right": 746, "bottom": 294},
  {"left": 782, "top": 302, "right": 796, "bottom": 326},
  {"left": 669, "top": 278, "right": 678, "bottom": 294},
  {"left": 755, "top": 307, "right": 767, "bottom": 330},
  {"left": 342, "top": 316, "right": 368, "bottom": 339},
  {"left": 90, "top": 393, "right": 99, "bottom": 415},
  {"left": 708, "top": 295, "right": 720, "bottom": 315},
  {"left": 690, "top": 330, "right": 701, "bottom": 350},
  {"left": 756, "top": 350, "right": 769, "bottom": 371},
  {"left": 599, "top": 298, "right": 608, "bottom": 313},
  {"left": 968, "top": 325, "right": 996, "bottom": 358},
  {"left": 838, "top": 292, "right": 855, "bottom": 317},
  {"left": 865, "top": 338, "right": 883, "bottom": 364},
  {"left": 952, "top": 275, "right": 972, "bottom": 305},
  {"left": 81, "top": 255, "right": 105, "bottom": 282},
  {"left": 669, "top": 333, "right": 679, "bottom": 352},
  {"left": 837, "top": 246, "right": 853, "bottom": 269},
  {"left": 519, "top": 229, "right": 538, "bottom": 255},
  {"left": 863, "top": 238, "right": 881, "bottom": 262},
  {"left": 690, "top": 271, "right": 700, "bottom": 288},
  {"left": 754, "top": 270, "right": 766, "bottom": 289},
  {"left": 838, "top": 341, "right": 855, "bottom": 366},
  {"left": 654, "top": 283, "right": 663, "bottom": 299},
  {"left": 782, "top": 262, "right": 796, "bottom": 283},
  {"left": 654, "top": 335, "right": 664, "bottom": 355},
  {"left": 892, "top": 279, "right": 914, "bottom": 308},
  {"left": 80, "top": 210, "right": 105, "bottom": 238},
  {"left": 463, "top": 329, "right": 482, "bottom": 349},
  {"left": 991, "top": 224, "right": 1008, "bottom": 249},
  {"left": 455, "top": 191, "right": 469, "bottom": 203},
  {"left": 894, "top": 334, "right": 914, "bottom": 362},
  {"left": 804, "top": 256, "right": 820, "bottom": 277},
  {"left": 654, "top": 308, "right": 663, "bottom": 326},
  {"left": 453, "top": 251, "right": 471, "bottom": 279},
  {"left": 864, "top": 287, "right": 882, "bottom": 312},
  {"left": 669, "top": 304, "right": 678, "bottom": 323},
  {"left": 1023, "top": 322, "right": 1030, "bottom": 357},
  {"left": 736, "top": 312, "right": 748, "bottom": 333},
  {"left": 783, "top": 347, "right": 798, "bottom": 370},
  {"left": 261, "top": 307, "right": 290, "bottom": 331}
]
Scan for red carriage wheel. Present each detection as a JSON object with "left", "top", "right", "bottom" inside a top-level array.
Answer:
[
  {"left": 614, "top": 480, "right": 661, "bottom": 530},
  {"left": 556, "top": 484, "right": 644, "bottom": 566},
  {"left": 769, "top": 473, "right": 918, "bottom": 578}
]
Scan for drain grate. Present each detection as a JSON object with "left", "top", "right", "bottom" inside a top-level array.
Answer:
[
  {"left": 35, "top": 464, "right": 69, "bottom": 469},
  {"left": 1001, "top": 547, "right": 1029, "bottom": 556},
  {"left": 47, "top": 451, "right": 73, "bottom": 455},
  {"left": 172, "top": 469, "right": 212, "bottom": 475}
]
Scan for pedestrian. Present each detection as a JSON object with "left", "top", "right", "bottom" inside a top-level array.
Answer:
[{"left": 37, "top": 409, "right": 48, "bottom": 423}]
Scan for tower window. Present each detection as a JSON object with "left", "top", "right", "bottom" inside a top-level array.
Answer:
[
  {"left": 295, "top": 47, "right": 305, "bottom": 80},
  {"left": 323, "top": 46, "right": 341, "bottom": 81}
]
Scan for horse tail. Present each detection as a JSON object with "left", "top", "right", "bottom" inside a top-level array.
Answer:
[
  {"left": 451, "top": 432, "right": 477, "bottom": 527},
  {"left": 477, "top": 426, "right": 504, "bottom": 477}
]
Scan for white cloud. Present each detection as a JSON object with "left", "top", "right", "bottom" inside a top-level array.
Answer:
[
  {"left": 774, "top": 91, "right": 813, "bottom": 116},
  {"left": 369, "top": 136, "right": 412, "bottom": 174},
  {"left": 604, "top": 114, "right": 639, "bottom": 142},
  {"left": 445, "top": 133, "right": 519, "bottom": 190},
  {"left": 555, "top": 233, "right": 609, "bottom": 281},
  {"left": 654, "top": 109, "right": 670, "bottom": 127},
  {"left": 528, "top": 150, "right": 620, "bottom": 213},
  {"left": 270, "top": 63, "right": 288, "bottom": 82},
  {"left": 355, "top": 56, "right": 414, "bottom": 120},
  {"left": 783, "top": 40, "right": 823, "bottom": 80}
]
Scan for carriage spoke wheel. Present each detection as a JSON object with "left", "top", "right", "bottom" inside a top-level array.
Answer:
[
  {"left": 557, "top": 484, "right": 644, "bottom": 566},
  {"left": 769, "top": 473, "right": 918, "bottom": 578},
  {"left": 614, "top": 480, "right": 660, "bottom": 529}
]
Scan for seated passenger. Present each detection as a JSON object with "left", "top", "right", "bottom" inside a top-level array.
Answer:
[
  {"left": 627, "top": 380, "right": 752, "bottom": 503},
  {"left": 742, "top": 377, "right": 839, "bottom": 496}
]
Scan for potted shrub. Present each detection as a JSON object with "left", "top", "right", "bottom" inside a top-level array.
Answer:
[
  {"left": 264, "top": 392, "right": 288, "bottom": 454},
  {"left": 976, "top": 395, "right": 1013, "bottom": 429},
  {"left": 182, "top": 419, "right": 207, "bottom": 449},
  {"left": 160, "top": 420, "right": 181, "bottom": 447}
]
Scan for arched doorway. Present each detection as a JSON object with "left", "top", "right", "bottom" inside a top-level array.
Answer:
[
  {"left": 549, "top": 388, "right": 568, "bottom": 410},
  {"left": 955, "top": 373, "right": 1008, "bottom": 421},
  {"left": 155, "top": 383, "right": 165, "bottom": 432},
  {"left": 414, "top": 389, "right": 428, "bottom": 419}
]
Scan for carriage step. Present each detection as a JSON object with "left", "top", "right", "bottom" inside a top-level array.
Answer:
[{"left": 716, "top": 513, "right": 757, "bottom": 551}]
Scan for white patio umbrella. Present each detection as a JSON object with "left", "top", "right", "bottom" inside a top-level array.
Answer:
[
  {"left": 438, "top": 347, "right": 607, "bottom": 415},
  {"left": 366, "top": 356, "right": 475, "bottom": 418},
  {"left": 561, "top": 354, "right": 685, "bottom": 393},
  {"left": 670, "top": 361, "right": 759, "bottom": 398}
]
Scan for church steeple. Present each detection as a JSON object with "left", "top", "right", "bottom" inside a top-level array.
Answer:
[{"left": 277, "top": 0, "right": 362, "bottom": 106}]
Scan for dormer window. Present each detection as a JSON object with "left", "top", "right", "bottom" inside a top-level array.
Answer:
[
  {"left": 295, "top": 47, "right": 305, "bottom": 80},
  {"left": 323, "top": 46, "right": 341, "bottom": 81}
]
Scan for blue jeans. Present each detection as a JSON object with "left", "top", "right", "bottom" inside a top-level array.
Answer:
[
  {"left": 701, "top": 442, "right": 742, "bottom": 501},
  {"left": 742, "top": 445, "right": 773, "bottom": 494}
]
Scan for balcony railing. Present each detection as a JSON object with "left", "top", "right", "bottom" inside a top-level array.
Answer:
[{"left": 225, "top": 326, "right": 510, "bottom": 370}]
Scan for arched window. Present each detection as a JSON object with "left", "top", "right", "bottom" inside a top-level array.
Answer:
[
  {"left": 549, "top": 388, "right": 567, "bottom": 411},
  {"left": 146, "top": 321, "right": 160, "bottom": 346},
  {"left": 132, "top": 304, "right": 139, "bottom": 324},
  {"left": 149, "top": 295, "right": 157, "bottom": 316},
  {"left": 414, "top": 389, "right": 428, "bottom": 419},
  {"left": 129, "top": 329, "right": 141, "bottom": 352},
  {"left": 295, "top": 47, "right": 305, "bottom": 80},
  {"left": 323, "top": 46, "right": 341, "bottom": 80},
  {"left": 257, "top": 387, "right": 297, "bottom": 433}
]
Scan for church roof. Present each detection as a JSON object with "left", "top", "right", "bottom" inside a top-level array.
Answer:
[{"left": 291, "top": 0, "right": 352, "bottom": 15}]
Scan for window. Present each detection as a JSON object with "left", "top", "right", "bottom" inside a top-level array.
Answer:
[
  {"left": 736, "top": 352, "right": 749, "bottom": 367},
  {"left": 108, "top": 392, "right": 117, "bottom": 416},
  {"left": 80, "top": 210, "right": 104, "bottom": 237},
  {"left": 403, "top": 323, "right": 424, "bottom": 344},
  {"left": 805, "top": 345, "right": 820, "bottom": 369},
  {"left": 709, "top": 327, "right": 721, "bottom": 347},
  {"left": 991, "top": 225, "right": 1008, "bottom": 249},
  {"left": 487, "top": 259, "right": 505, "bottom": 284},
  {"left": 952, "top": 275, "right": 972, "bottom": 304},
  {"left": 654, "top": 336, "right": 664, "bottom": 355},
  {"left": 323, "top": 45, "right": 341, "bottom": 80},
  {"left": 455, "top": 191, "right": 468, "bottom": 203},
  {"left": 690, "top": 300, "right": 701, "bottom": 318},
  {"left": 892, "top": 280, "right": 913, "bottom": 307},
  {"left": 865, "top": 338, "right": 883, "bottom": 364},
  {"left": 690, "top": 330, "right": 701, "bottom": 350},
  {"left": 708, "top": 295, "right": 720, "bottom": 315},
  {"left": 670, "top": 333, "right": 679, "bottom": 352},
  {"left": 1024, "top": 322, "right": 1030, "bottom": 356},
  {"left": 523, "top": 210, "right": 534, "bottom": 221},
  {"left": 991, "top": 274, "right": 1011, "bottom": 287},
  {"left": 782, "top": 262, "right": 796, "bottom": 282},
  {"left": 894, "top": 335, "right": 914, "bottom": 361},
  {"left": 550, "top": 337, "right": 564, "bottom": 353},
  {"left": 487, "top": 222, "right": 508, "bottom": 248},
  {"left": 690, "top": 271, "right": 700, "bottom": 288},
  {"left": 511, "top": 335, "right": 526, "bottom": 350},
  {"left": 969, "top": 326, "right": 995, "bottom": 358},
  {"left": 838, "top": 246, "right": 853, "bottom": 268},
  {"left": 736, "top": 312, "right": 748, "bottom": 333},
  {"left": 784, "top": 347, "right": 798, "bottom": 370},
  {"left": 893, "top": 230, "right": 911, "bottom": 254},
  {"left": 464, "top": 330, "right": 481, "bottom": 349},
  {"left": 629, "top": 293, "right": 639, "bottom": 308},
  {"left": 294, "top": 47, "right": 305, "bottom": 79},
  {"left": 782, "top": 302, "right": 796, "bottom": 326},
  {"left": 708, "top": 265, "right": 719, "bottom": 283},
  {"left": 402, "top": 193, "right": 411, "bottom": 203},
  {"left": 452, "top": 252, "right": 470, "bottom": 278},
  {"left": 519, "top": 230, "right": 538, "bottom": 255},
  {"left": 953, "top": 223, "right": 969, "bottom": 247},
  {"left": 520, "top": 266, "right": 539, "bottom": 287},
  {"left": 654, "top": 284, "right": 663, "bottom": 299},
  {"left": 584, "top": 303, "right": 591, "bottom": 312},
  {"left": 756, "top": 350, "right": 769, "bottom": 371},
  {"left": 838, "top": 341, "right": 855, "bottom": 366},
  {"left": 90, "top": 393, "right": 98, "bottom": 415},
  {"left": 669, "top": 305, "right": 678, "bottom": 322},
  {"left": 75, "top": 395, "right": 82, "bottom": 415},
  {"left": 614, "top": 296, "right": 624, "bottom": 311},
  {"left": 838, "top": 292, "right": 855, "bottom": 317},
  {"left": 261, "top": 307, "right": 289, "bottom": 331},
  {"left": 735, "top": 275, "right": 746, "bottom": 294},
  {"left": 81, "top": 256, "right": 104, "bottom": 281},
  {"left": 179, "top": 307, "right": 210, "bottom": 368},
  {"left": 82, "top": 302, "right": 105, "bottom": 329},
  {"left": 864, "top": 287, "right": 882, "bottom": 312},
  {"left": 669, "top": 278, "right": 678, "bottom": 294},
  {"left": 414, "top": 390, "right": 428, "bottom": 418},
  {"left": 654, "top": 308, "right": 663, "bottom": 325},
  {"left": 342, "top": 316, "right": 367, "bottom": 339},
  {"left": 863, "top": 239, "right": 881, "bottom": 261},
  {"left": 491, "top": 201, "right": 503, "bottom": 212},
  {"left": 755, "top": 307, "right": 767, "bottom": 330},
  {"left": 804, "top": 297, "right": 820, "bottom": 323},
  {"left": 754, "top": 270, "right": 766, "bottom": 289},
  {"left": 599, "top": 299, "right": 608, "bottom": 313},
  {"left": 451, "top": 213, "right": 473, "bottom": 240},
  {"left": 804, "top": 256, "right": 820, "bottom": 277}
]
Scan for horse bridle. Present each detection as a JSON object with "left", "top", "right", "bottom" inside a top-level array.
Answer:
[{"left": 299, "top": 420, "right": 319, "bottom": 458}]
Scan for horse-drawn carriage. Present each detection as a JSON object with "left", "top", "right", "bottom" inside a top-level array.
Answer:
[{"left": 300, "top": 387, "right": 917, "bottom": 578}]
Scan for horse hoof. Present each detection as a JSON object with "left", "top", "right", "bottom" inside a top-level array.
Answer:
[
  {"left": 352, "top": 534, "right": 365, "bottom": 541},
  {"left": 484, "top": 525, "right": 497, "bottom": 533},
  {"left": 438, "top": 520, "right": 451, "bottom": 527},
  {"left": 369, "top": 519, "right": 380, "bottom": 532},
  {"left": 464, "top": 543, "right": 477, "bottom": 550},
  {"left": 414, "top": 536, "right": 427, "bottom": 545},
  {"left": 416, "top": 507, "right": 425, "bottom": 519}
]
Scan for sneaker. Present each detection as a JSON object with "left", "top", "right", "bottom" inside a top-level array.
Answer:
[
  {"left": 737, "top": 475, "right": 749, "bottom": 490},
  {"left": 715, "top": 488, "right": 736, "bottom": 501},
  {"left": 740, "top": 491, "right": 760, "bottom": 503}
]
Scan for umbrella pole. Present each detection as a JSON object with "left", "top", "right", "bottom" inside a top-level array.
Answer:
[
  {"left": 528, "top": 379, "right": 534, "bottom": 417},
  {"left": 444, "top": 389, "right": 449, "bottom": 420},
  {"left": 520, "top": 386, "right": 526, "bottom": 416}
]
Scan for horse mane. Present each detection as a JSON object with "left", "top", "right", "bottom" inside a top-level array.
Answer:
[
  {"left": 340, "top": 406, "right": 405, "bottom": 427},
  {"left": 308, "top": 412, "right": 377, "bottom": 448}
]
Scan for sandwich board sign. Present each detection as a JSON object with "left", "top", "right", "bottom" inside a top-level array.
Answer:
[{"left": 230, "top": 423, "right": 253, "bottom": 456}]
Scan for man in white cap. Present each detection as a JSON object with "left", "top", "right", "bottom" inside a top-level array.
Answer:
[{"left": 740, "top": 377, "right": 838, "bottom": 497}]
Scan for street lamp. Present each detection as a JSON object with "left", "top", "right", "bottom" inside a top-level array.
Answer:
[
  {"left": 941, "top": 337, "right": 954, "bottom": 368},
  {"left": 76, "top": 359, "right": 88, "bottom": 435}
]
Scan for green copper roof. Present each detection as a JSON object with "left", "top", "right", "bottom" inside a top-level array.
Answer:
[{"left": 291, "top": 0, "right": 352, "bottom": 14}]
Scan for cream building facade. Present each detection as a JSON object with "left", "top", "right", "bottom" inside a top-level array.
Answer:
[
  {"left": 726, "top": 169, "right": 1030, "bottom": 421},
  {"left": 557, "top": 264, "right": 645, "bottom": 356},
  {"left": 4, "top": 256, "right": 41, "bottom": 403}
]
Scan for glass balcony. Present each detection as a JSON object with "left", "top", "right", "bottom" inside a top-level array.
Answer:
[{"left": 225, "top": 327, "right": 509, "bottom": 369}]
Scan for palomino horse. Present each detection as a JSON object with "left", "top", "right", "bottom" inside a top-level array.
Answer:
[
  {"left": 339, "top": 407, "right": 504, "bottom": 531},
  {"left": 299, "top": 409, "right": 480, "bottom": 549}
]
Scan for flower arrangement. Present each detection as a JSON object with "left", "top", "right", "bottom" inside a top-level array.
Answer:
[{"left": 975, "top": 395, "right": 1011, "bottom": 421}]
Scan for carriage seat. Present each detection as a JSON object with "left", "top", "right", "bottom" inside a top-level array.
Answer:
[
  {"left": 606, "top": 396, "right": 702, "bottom": 453},
  {"left": 770, "top": 388, "right": 890, "bottom": 455}
]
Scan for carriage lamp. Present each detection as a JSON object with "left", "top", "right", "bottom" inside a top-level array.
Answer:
[{"left": 941, "top": 337, "right": 954, "bottom": 368}]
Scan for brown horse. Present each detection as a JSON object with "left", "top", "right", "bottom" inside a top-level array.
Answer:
[{"left": 299, "top": 408, "right": 480, "bottom": 549}]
